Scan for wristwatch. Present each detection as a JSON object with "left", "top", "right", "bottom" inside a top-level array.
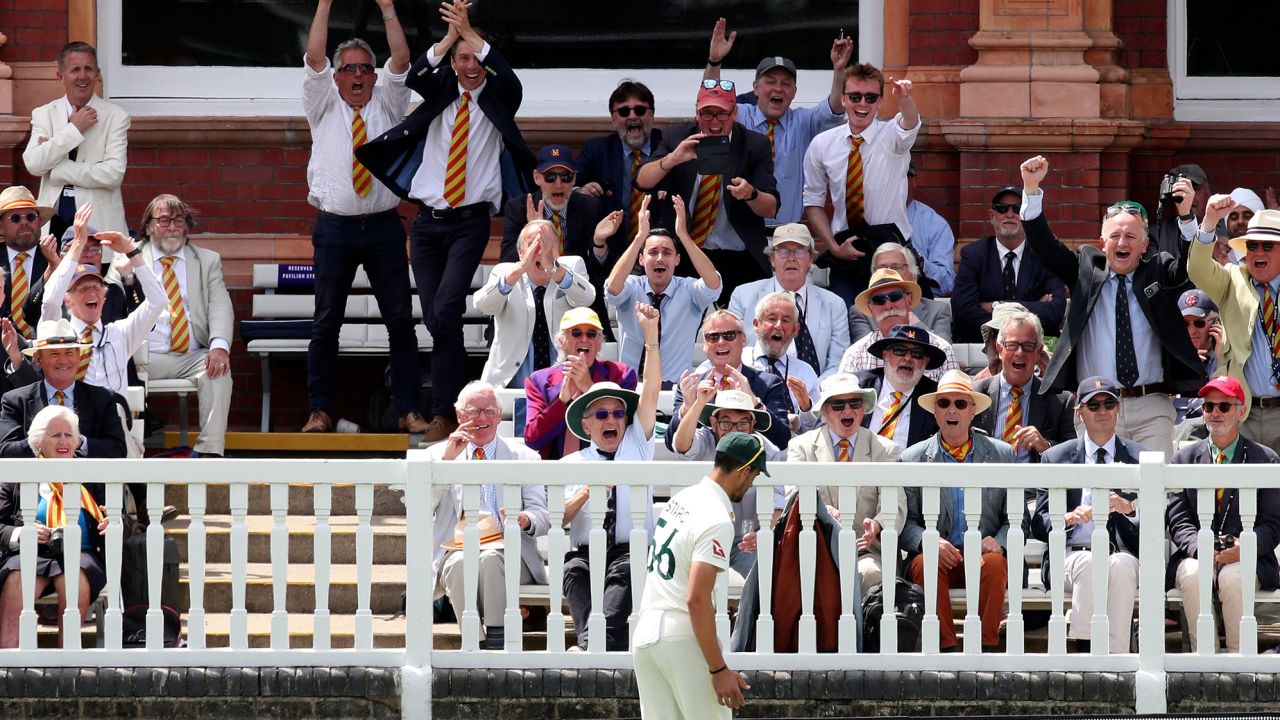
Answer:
[
  {"left": 747, "top": 188, "right": 759, "bottom": 202},
  {"left": 125, "top": 248, "right": 143, "bottom": 259}
]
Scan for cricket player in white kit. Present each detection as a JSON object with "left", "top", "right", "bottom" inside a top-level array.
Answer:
[{"left": 633, "top": 432, "right": 762, "bottom": 717}]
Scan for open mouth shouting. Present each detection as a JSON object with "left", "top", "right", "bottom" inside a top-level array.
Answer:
[{"left": 601, "top": 427, "right": 619, "bottom": 442}]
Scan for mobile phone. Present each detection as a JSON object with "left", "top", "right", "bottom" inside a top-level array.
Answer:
[{"left": 695, "top": 136, "right": 733, "bottom": 176}]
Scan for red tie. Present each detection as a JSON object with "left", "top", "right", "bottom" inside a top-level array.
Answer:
[
  {"left": 690, "top": 173, "right": 722, "bottom": 246},
  {"left": 845, "top": 135, "right": 865, "bottom": 225}
]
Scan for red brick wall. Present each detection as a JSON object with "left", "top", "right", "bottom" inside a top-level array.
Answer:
[
  {"left": 2, "top": 0, "right": 70, "bottom": 64},
  {"left": 1113, "top": 0, "right": 1167, "bottom": 70},
  {"left": 908, "top": 0, "right": 980, "bottom": 67}
]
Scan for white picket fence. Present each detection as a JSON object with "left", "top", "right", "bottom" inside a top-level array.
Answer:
[{"left": 4, "top": 453, "right": 1280, "bottom": 719}]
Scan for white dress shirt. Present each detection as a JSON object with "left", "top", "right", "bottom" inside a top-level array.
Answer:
[
  {"left": 562, "top": 422, "right": 655, "bottom": 548},
  {"left": 803, "top": 116, "right": 919, "bottom": 240},
  {"left": 871, "top": 380, "right": 914, "bottom": 451}
]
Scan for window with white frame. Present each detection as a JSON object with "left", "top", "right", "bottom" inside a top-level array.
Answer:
[{"left": 1169, "top": 0, "right": 1280, "bottom": 121}]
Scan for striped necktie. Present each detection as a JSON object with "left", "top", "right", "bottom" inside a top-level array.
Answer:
[
  {"left": 1261, "top": 283, "right": 1280, "bottom": 385},
  {"left": 46, "top": 483, "right": 105, "bottom": 528},
  {"left": 551, "top": 211, "right": 565, "bottom": 253},
  {"left": 765, "top": 119, "right": 778, "bottom": 160},
  {"left": 10, "top": 252, "right": 31, "bottom": 339},
  {"left": 690, "top": 173, "right": 722, "bottom": 246},
  {"left": 845, "top": 135, "right": 865, "bottom": 225},
  {"left": 75, "top": 325, "right": 93, "bottom": 381},
  {"left": 628, "top": 150, "right": 645, "bottom": 239},
  {"left": 1002, "top": 385, "right": 1022, "bottom": 444},
  {"left": 160, "top": 256, "right": 191, "bottom": 353},
  {"left": 836, "top": 438, "right": 851, "bottom": 462},
  {"left": 878, "top": 391, "right": 903, "bottom": 439},
  {"left": 443, "top": 91, "right": 471, "bottom": 208},
  {"left": 351, "top": 106, "right": 372, "bottom": 198},
  {"left": 54, "top": 390, "right": 66, "bottom": 406}
]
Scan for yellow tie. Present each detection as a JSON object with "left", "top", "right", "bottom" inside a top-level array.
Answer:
[
  {"left": 845, "top": 135, "right": 865, "bottom": 225},
  {"left": 75, "top": 325, "right": 93, "bottom": 382},
  {"left": 878, "top": 391, "right": 903, "bottom": 439},
  {"left": 443, "top": 91, "right": 471, "bottom": 208},
  {"left": 54, "top": 390, "right": 66, "bottom": 406},
  {"left": 473, "top": 447, "right": 486, "bottom": 460},
  {"left": 765, "top": 119, "right": 777, "bottom": 160},
  {"left": 836, "top": 438, "right": 851, "bottom": 462},
  {"left": 351, "top": 106, "right": 372, "bottom": 198},
  {"left": 160, "top": 256, "right": 191, "bottom": 353},
  {"left": 551, "top": 211, "right": 565, "bottom": 253},
  {"left": 10, "top": 252, "right": 31, "bottom": 339},
  {"left": 628, "top": 149, "right": 645, "bottom": 239},
  {"left": 690, "top": 173, "right": 722, "bottom": 246},
  {"left": 1003, "top": 385, "right": 1023, "bottom": 445}
]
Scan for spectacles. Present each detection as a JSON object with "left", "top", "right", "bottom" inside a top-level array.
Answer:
[
  {"left": 569, "top": 329, "right": 600, "bottom": 339},
  {"left": 1084, "top": 397, "right": 1119, "bottom": 411},
  {"left": 589, "top": 408, "right": 628, "bottom": 421},
  {"left": 844, "top": 92, "right": 881, "bottom": 104},
  {"left": 698, "top": 108, "right": 732, "bottom": 121},
  {"left": 1246, "top": 241, "right": 1279, "bottom": 252},
  {"left": 1104, "top": 202, "right": 1148, "bottom": 222},
  {"left": 827, "top": 398, "right": 863, "bottom": 412},
  {"left": 1186, "top": 318, "right": 1207, "bottom": 329},
  {"left": 6, "top": 211, "right": 38, "bottom": 225},
  {"left": 934, "top": 398, "right": 970, "bottom": 410},
  {"left": 716, "top": 419, "right": 753, "bottom": 432},
  {"left": 613, "top": 105, "right": 649, "bottom": 118},
  {"left": 1000, "top": 341, "right": 1038, "bottom": 354},
  {"left": 773, "top": 247, "right": 809, "bottom": 259},
  {"left": 337, "top": 63, "right": 374, "bottom": 74},
  {"left": 991, "top": 202, "right": 1018, "bottom": 215},
  {"left": 704, "top": 330, "right": 741, "bottom": 343},
  {"left": 888, "top": 345, "right": 926, "bottom": 360},
  {"left": 461, "top": 406, "right": 501, "bottom": 417},
  {"left": 541, "top": 171, "right": 575, "bottom": 184},
  {"left": 1203, "top": 401, "right": 1239, "bottom": 414},
  {"left": 876, "top": 263, "right": 911, "bottom": 275},
  {"left": 152, "top": 215, "right": 187, "bottom": 228},
  {"left": 870, "top": 289, "right": 907, "bottom": 306},
  {"left": 702, "top": 79, "right": 735, "bottom": 91}
]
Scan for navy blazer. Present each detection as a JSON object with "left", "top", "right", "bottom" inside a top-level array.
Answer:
[
  {"left": 0, "top": 381, "right": 128, "bottom": 458},
  {"left": 1165, "top": 436, "right": 1280, "bottom": 591},
  {"left": 638, "top": 122, "right": 778, "bottom": 275},
  {"left": 574, "top": 130, "right": 664, "bottom": 216},
  {"left": 1023, "top": 213, "right": 1204, "bottom": 395},
  {"left": 667, "top": 364, "right": 790, "bottom": 451},
  {"left": 951, "top": 236, "right": 1068, "bottom": 342},
  {"left": 972, "top": 375, "right": 1076, "bottom": 462},
  {"left": 855, "top": 369, "right": 939, "bottom": 450},
  {"left": 356, "top": 45, "right": 534, "bottom": 202}
]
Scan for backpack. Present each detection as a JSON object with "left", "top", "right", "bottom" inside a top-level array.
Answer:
[
  {"left": 861, "top": 580, "right": 926, "bottom": 653},
  {"left": 121, "top": 604, "right": 185, "bottom": 648}
]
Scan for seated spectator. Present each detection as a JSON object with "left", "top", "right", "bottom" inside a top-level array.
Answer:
[
  {"left": 840, "top": 268, "right": 960, "bottom": 381},
  {"left": 606, "top": 195, "right": 721, "bottom": 385},
  {"left": 0, "top": 186, "right": 53, "bottom": 340},
  {"left": 0, "top": 319, "right": 126, "bottom": 458},
  {"left": 670, "top": 310, "right": 791, "bottom": 452},
  {"left": 903, "top": 161, "right": 955, "bottom": 296},
  {"left": 855, "top": 324, "right": 940, "bottom": 451},
  {"left": 524, "top": 307, "right": 635, "bottom": 460},
  {"left": 478, "top": 220, "right": 595, "bottom": 389},
  {"left": 1167, "top": 375, "right": 1280, "bottom": 653},
  {"left": 972, "top": 311, "right": 1075, "bottom": 462},
  {"left": 787, "top": 373, "right": 900, "bottom": 599},
  {"left": 501, "top": 145, "right": 619, "bottom": 338},
  {"left": 1033, "top": 376, "right": 1143, "bottom": 653},
  {"left": 744, "top": 291, "right": 819, "bottom": 432},
  {"left": 901, "top": 369, "right": 1013, "bottom": 652},
  {"left": 429, "top": 381, "right": 547, "bottom": 650},
  {"left": 561, "top": 303, "right": 661, "bottom": 651},
  {"left": 29, "top": 229, "right": 128, "bottom": 326},
  {"left": 850, "top": 243, "right": 952, "bottom": 342},
  {"left": 728, "top": 223, "right": 849, "bottom": 377},
  {"left": 971, "top": 301, "right": 1032, "bottom": 381},
  {"left": 0, "top": 404, "right": 116, "bottom": 648},
  {"left": 574, "top": 80, "right": 663, "bottom": 245}
]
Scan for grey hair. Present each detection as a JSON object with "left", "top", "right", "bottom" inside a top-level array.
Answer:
[
  {"left": 519, "top": 220, "right": 557, "bottom": 255},
  {"left": 27, "top": 404, "right": 80, "bottom": 455},
  {"left": 454, "top": 380, "right": 498, "bottom": 412},
  {"left": 754, "top": 291, "right": 797, "bottom": 323},
  {"left": 332, "top": 39, "right": 377, "bottom": 71},
  {"left": 996, "top": 311, "right": 1044, "bottom": 348},
  {"left": 872, "top": 242, "right": 919, "bottom": 280},
  {"left": 701, "top": 309, "right": 745, "bottom": 334}
]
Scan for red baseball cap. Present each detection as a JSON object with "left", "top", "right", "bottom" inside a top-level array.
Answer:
[
  {"left": 696, "top": 84, "right": 736, "bottom": 112},
  {"left": 1198, "top": 375, "right": 1245, "bottom": 404}
]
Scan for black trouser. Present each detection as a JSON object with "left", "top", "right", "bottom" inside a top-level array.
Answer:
[
  {"left": 308, "top": 210, "right": 421, "bottom": 416},
  {"left": 563, "top": 544, "right": 632, "bottom": 651},
  {"left": 409, "top": 204, "right": 491, "bottom": 417}
]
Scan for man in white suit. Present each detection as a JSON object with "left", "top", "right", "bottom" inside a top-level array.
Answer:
[
  {"left": 474, "top": 220, "right": 595, "bottom": 388},
  {"left": 787, "top": 373, "right": 901, "bottom": 599},
  {"left": 728, "top": 223, "right": 849, "bottom": 378},
  {"left": 22, "top": 42, "right": 129, "bottom": 242},
  {"left": 430, "top": 380, "right": 548, "bottom": 650},
  {"left": 123, "top": 194, "right": 234, "bottom": 457}
]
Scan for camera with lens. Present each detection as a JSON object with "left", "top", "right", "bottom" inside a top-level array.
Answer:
[
  {"left": 1160, "top": 172, "right": 1187, "bottom": 205},
  {"left": 40, "top": 528, "right": 64, "bottom": 559},
  {"left": 1215, "top": 534, "right": 1236, "bottom": 552}
]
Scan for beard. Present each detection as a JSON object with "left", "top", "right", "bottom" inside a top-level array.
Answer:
[
  {"left": 155, "top": 231, "right": 186, "bottom": 256},
  {"left": 4, "top": 228, "right": 38, "bottom": 252}
]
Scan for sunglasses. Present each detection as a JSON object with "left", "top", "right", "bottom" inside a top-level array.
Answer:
[
  {"left": 844, "top": 92, "right": 881, "bottom": 104},
  {"left": 589, "top": 409, "right": 628, "bottom": 421},
  {"left": 716, "top": 419, "right": 753, "bottom": 432},
  {"left": 991, "top": 202, "right": 1018, "bottom": 215},
  {"left": 702, "top": 79, "right": 735, "bottom": 91},
  {"left": 541, "top": 171, "right": 575, "bottom": 184},
  {"left": 337, "top": 63, "right": 374, "bottom": 74},
  {"left": 1084, "top": 397, "right": 1119, "bottom": 411},
  {"left": 869, "top": 289, "right": 908, "bottom": 306},
  {"left": 1186, "top": 318, "right": 1207, "bottom": 329},
  {"left": 569, "top": 329, "right": 600, "bottom": 339},
  {"left": 1104, "top": 202, "right": 1148, "bottom": 222},
  {"left": 613, "top": 105, "right": 649, "bottom": 118},
  {"left": 1203, "top": 401, "right": 1239, "bottom": 414},
  {"left": 888, "top": 345, "right": 927, "bottom": 360},
  {"left": 1000, "top": 341, "right": 1038, "bottom": 354},
  {"left": 827, "top": 398, "right": 863, "bottom": 412},
  {"left": 1246, "top": 241, "right": 1279, "bottom": 252},
  {"left": 934, "top": 398, "right": 970, "bottom": 410},
  {"left": 6, "top": 211, "right": 38, "bottom": 225},
  {"left": 704, "top": 330, "right": 741, "bottom": 343}
]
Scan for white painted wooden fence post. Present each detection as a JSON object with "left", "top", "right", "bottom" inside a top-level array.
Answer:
[
  {"left": 1004, "top": 487, "right": 1025, "bottom": 655},
  {"left": 313, "top": 483, "right": 333, "bottom": 651},
  {"left": 104, "top": 482, "right": 124, "bottom": 650},
  {"left": 1239, "top": 487, "right": 1259, "bottom": 656},
  {"left": 1047, "top": 488, "right": 1067, "bottom": 655},
  {"left": 1135, "top": 451, "right": 1167, "bottom": 714},
  {"left": 797, "top": 480, "right": 817, "bottom": 653},
  {"left": 921, "top": 486, "right": 940, "bottom": 655},
  {"left": 187, "top": 483, "right": 207, "bottom": 650},
  {"left": 837, "top": 484, "right": 857, "bottom": 654},
  {"left": 60, "top": 481, "right": 83, "bottom": 648},
  {"left": 502, "top": 480, "right": 523, "bottom": 652},
  {"left": 546, "top": 482, "right": 568, "bottom": 653},
  {"left": 354, "top": 481, "right": 374, "bottom": 649},
  {"left": 961, "top": 485, "right": 981, "bottom": 655},
  {"left": 270, "top": 482, "right": 290, "bottom": 650},
  {"left": 403, "top": 450, "right": 433, "bottom": 720},
  {"left": 755, "top": 482, "right": 776, "bottom": 653},
  {"left": 18, "top": 482, "right": 37, "bottom": 650},
  {"left": 229, "top": 481, "right": 249, "bottom": 649},
  {"left": 146, "top": 479, "right": 165, "bottom": 649},
  {"left": 1089, "top": 482, "right": 1111, "bottom": 656},
  {"left": 880, "top": 485, "right": 900, "bottom": 654}
]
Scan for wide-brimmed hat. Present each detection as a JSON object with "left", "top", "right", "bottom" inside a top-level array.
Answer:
[
  {"left": 813, "top": 373, "right": 876, "bottom": 416},
  {"left": 0, "top": 186, "right": 55, "bottom": 226},
  {"left": 866, "top": 324, "right": 946, "bottom": 370},
  {"left": 21, "top": 319, "right": 92, "bottom": 357},
  {"left": 854, "top": 268, "right": 921, "bottom": 316},
  {"left": 565, "top": 381, "right": 639, "bottom": 441},
  {"left": 698, "top": 389, "right": 771, "bottom": 432},
  {"left": 440, "top": 513, "right": 504, "bottom": 551},
  {"left": 1228, "top": 209, "right": 1280, "bottom": 254},
  {"left": 917, "top": 369, "right": 992, "bottom": 414},
  {"left": 979, "top": 302, "right": 1031, "bottom": 345}
]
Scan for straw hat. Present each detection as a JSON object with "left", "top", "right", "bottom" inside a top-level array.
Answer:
[
  {"left": 813, "top": 373, "right": 877, "bottom": 414},
  {"left": 917, "top": 369, "right": 992, "bottom": 414},
  {"left": 21, "top": 319, "right": 92, "bottom": 357},
  {"left": 440, "top": 513, "right": 504, "bottom": 551},
  {"left": 697, "top": 388, "right": 772, "bottom": 431},
  {"left": 853, "top": 267, "right": 921, "bottom": 316},
  {"left": 1228, "top": 209, "right": 1280, "bottom": 254},
  {"left": 0, "top": 186, "right": 55, "bottom": 226}
]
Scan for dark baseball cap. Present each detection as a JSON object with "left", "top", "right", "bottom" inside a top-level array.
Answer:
[
  {"left": 1169, "top": 164, "right": 1208, "bottom": 187},
  {"left": 1179, "top": 289, "right": 1217, "bottom": 318},
  {"left": 535, "top": 145, "right": 575, "bottom": 173},
  {"left": 59, "top": 225, "right": 102, "bottom": 251},
  {"left": 716, "top": 432, "right": 771, "bottom": 476},
  {"left": 755, "top": 56, "right": 797, "bottom": 79},
  {"left": 991, "top": 187, "right": 1020, "bottom": 205},
  {"left": 1076, "top": 376, "right": 1120, "bottom": 405}
]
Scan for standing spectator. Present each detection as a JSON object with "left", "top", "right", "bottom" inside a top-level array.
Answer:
[
  {"left": 840, "top": 268, "right": 960, "bottom": 381},
  {"left": 903, "top": 162, "right": 955, "bottom": 296},
  {"left": 575, "top": 80, "right": 663, "bottom": 245},
  {"left": 1151, "top": 163, "right": 1210, "bottom": 269},
  {"left": 702, "top": 18, "right": 851, "bottom": 226},
  {"left": 1179, "top": 289, "right": 1220, "bottom": 377},
  {"left": 1228, "top": 188, "right": 1264, "bottom": 239},
  {"left": 23, "top": 42, "right": 129, "bottom": 244},
  {"left": 849, "top": 243, "right": 953, "bottom": 342},
  {"left": 951, "top": 186, "right": 1067, "bottom": 343},
  {"left": 0, "top": 187, "right": 54, "bottom": 339},
  {"left": 357, "top": 0, "right": 535, "bottom": 443},
  {"left": 301, "top": 0, "right": 422, "bottom": 435}
]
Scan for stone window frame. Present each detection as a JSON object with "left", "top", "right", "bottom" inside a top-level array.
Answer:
[{"left": 1169, "top": 0, "right": 1280, "bottom": 122}]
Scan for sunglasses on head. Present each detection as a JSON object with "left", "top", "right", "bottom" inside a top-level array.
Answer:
[
  {"left": 569, "top": 329, "right": 600, "bottom": 339},
  {"left": 1084, "top": 397, "right": 1119, "bottom": 411},
  {"left": 845, "top": 91, "right": 881, "bottom": 104},
  {"left": 702, "top": 79, "right": 735, "bottom": 91},
  {"left": 1104, "top": 202, "right": 1148, "bottom": 222},
  {"left": 827, "top": 398, "right": 863, "bottom": 412},
  {"left": 337, "top": 63, "right": 374, "bottom": 74},
  {"left": 704, "top": 330, "right": 741, "bottom": 343},
  {"left": 1246, "top": 241, "right": 1279, "bottom": 252},
  {"left": 541, "top": 170, "right": 575, "bottom": 184},
  {"left": 870, "top": 289, "right": 907, "bottom": 306},
  {"left": 5, "top": 211, "right": 38, "bottom": 225},
  {"left": 991, "top": 202, "right": 1018, "bottom": 215},
  {"left": 934, "top": 397, "right": 970, "bottom": 410},
  {"left": 613, "top": 105, "right": 649, "bottom": 118},
  {"left": 589, "top": 408, "right": 628, "bottom": 421},
  {"left": 1203, "top": 400, "right": 1239, "bottom": 414},
  {"left": 888, "top": 344, "right": 927, "bottom": 360}
]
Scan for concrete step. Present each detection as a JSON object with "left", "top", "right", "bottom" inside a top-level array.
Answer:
[
  {"left": 180, "top": 562, "right": 406, "bottom": 615},
  {"left": 192, "top": 612, "right": 409, "bottom": 649},
  {"left": 164, "top": 482, "right": 407, "bottom": 517},
  {"left": 168, "top": 515, "right": 406, "bottom": 565}
]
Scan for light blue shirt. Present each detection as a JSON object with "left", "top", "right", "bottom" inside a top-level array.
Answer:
[
  {"left": 737, "top": 101, "right": 845, "bottom": 226},
  {"left": 1246, "top": 277, "right": 1280, "bottom": 397},
  {"left": 608, "top": 274, "right": 721, "bottom": 383},
  {"left": 995, "top": 376, "right": 1033, "bottom": 461},
  {"left": 905, "top": 199, "right": 956, "bottom": 296},
  {"left": 1077, "top": 271, "right": 1162, "bottom": 387}
]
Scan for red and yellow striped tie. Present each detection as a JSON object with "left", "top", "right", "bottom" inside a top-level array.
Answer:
[
  {"left": 75, "top": 325, "right": 93, "bottom": 381},
  {"left": 836, "top": 438, "right": 851, "bottom": 462},
  {"left": 53, "top": 390, "right": 66, "bottom": 406},
  {"left": 878, "top": 391, "right": 903, "bottom": 439},
  {"left": 719, "top": 374, "right": 733, "bottom": 391},
  {"left": 690, "top": 173, "right": 722, "bottom": 246},
  {"left": 765, "top": 119, "right": 778, "bottom": 160},
  {"left": 845, "top": 135, "right": 865, "bottom": 225},
  {"left": 551, "top": 212, "right": 565, "bottom": 253},
  {"left": 628, "top": 150, "right": 645, "bottom": 239},
  {"left": 10, "top": 252, "right": 31, "bottom": 339},
  {"left": 473, "top": 447, "right": 486, "bottom": 460},
  {"left": 1263, "top": 284, "right": 1280, "bottom": 356},
  {"left": 1003, "top": 385, "right": 1023, "bottom": 444},
  {"left": 46, "top": 483, "right": 106, "bottom": 528},
  {"left": 351, "top": 106, "right": 372, "bottom": 198},
  {"left": 443, "top": 91, "right": 471, "bottom": 208},
  {"left": 943, "top": 436, "right": 973, "bottom": 463},
  {"left": 160, "top": 256, "right": 191, "bottom": 353}
]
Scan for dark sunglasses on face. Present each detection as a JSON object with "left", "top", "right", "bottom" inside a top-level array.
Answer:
[
  {"left": 934, "top": 398, "right": 969, "bottom": 410},
  {"left": 827, "top": 398, "right": 863, "bottom": 412},
  {"left": 337, "top": 63, "right": 374, "bottom": 74},
  {"left": 704, "top": 330, "right": 741, "bottom": 343},
  {"left": 1187, "top": 318, "right": 1207, "bottom": 329},
  {"left": 1084, "top": 397, "right": 1119, "bottom": 411},
  {"left": 702, "top": 79, "right": 735, "bottom": 91},
  {"left": 1203, "top": 401, "right": 1239, "bottom": 414},
  {"left": 614, "top": 105, "right": 649, "bottom": 118},
  {"left": 1246, "top": 241, "right": 1279, "bottom": 252},
  {"left": 870, "top": 289, "right": 908, "bottom": 306},
  {"left": 991, "top": 202, "right": 1018, "bottom": 215},
  {"left": 888, "top": 345, "right": 927, "bottom": 360},
  {"left": 6, "top": 212, "right": 38, "bottom": 224},
  {"left": 589, "top": 409, "right": 628, "bottom": 421},
  {"left": 541, "top": 171, "right": 575, "bottom": 184},
  {"left": 569, "top": 329, "right": 600, "bottom": 339},
  {"left": 845, "top": 92, "right": 881, "bottom": 104}
]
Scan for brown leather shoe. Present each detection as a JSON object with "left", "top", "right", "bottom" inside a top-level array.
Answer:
[
  {"left": 399, "top": 411, "right": 430, "bottom": 433},
  {"left": 301, "top": 410, "right": 334, "bottom": 433},
  {"left": 419, "top": 415, "right": 459, "bottom": 446}
]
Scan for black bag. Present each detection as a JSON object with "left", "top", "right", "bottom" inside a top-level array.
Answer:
[
  {"left": 121, "top": 532, "right": 185, "bottom": 613},
  {"left": 861, "top": 580, "right": 925, "bottom": 652},
  {"left": 121, "top": 603, "right": 185, "bottom": 648}
]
